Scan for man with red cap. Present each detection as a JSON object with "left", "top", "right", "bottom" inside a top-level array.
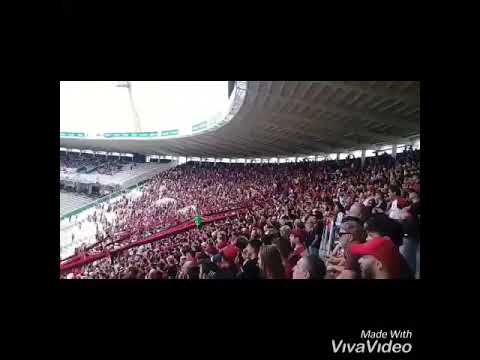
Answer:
[
  {"left": 214, "top": 240, "right": 239, "bottom": 278},
  {"left": 210, "top": 235, "right": 240, "bottom": 277},
  {"left": 221, "top": 242, "right": 240, "bottom": 263},
  {"left": 351, "top": 236, "right": 405, "bottom": 279}
]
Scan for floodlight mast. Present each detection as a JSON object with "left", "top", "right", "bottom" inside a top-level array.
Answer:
[{"left": 116, "top": 81, "right": 142, "bottom": 133}]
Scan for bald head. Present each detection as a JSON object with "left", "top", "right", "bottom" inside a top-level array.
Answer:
[
  {"left": 347, "top": 202, "right": 368, "bottom": 222},
  {"left": 293, "top": 255, "right": 324, "bottom": 279}
]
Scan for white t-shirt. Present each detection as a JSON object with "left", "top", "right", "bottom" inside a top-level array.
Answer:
[
  {"left": 388, "top": 199, "right": 403, "bottom": 220},
  {"left": 335, "top": 212, "right": 344, "bottom": 226}
]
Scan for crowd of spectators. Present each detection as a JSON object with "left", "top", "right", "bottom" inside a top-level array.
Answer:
[
  {"left": 62, "top": 148, "right": 420, "bottom": 280},
  {"left": 60, "top": 153, "right": 133, "bottom": 175},
  {"left": 95, "top": 160, "right": 128, "bottom": 175},
  {"left": 60, "top": 154, "right": 96, "bottom": 169}
]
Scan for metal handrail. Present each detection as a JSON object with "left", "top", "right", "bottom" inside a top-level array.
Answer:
[
  {"left": 60, "top": 206, "right": 250, "bottom": 273},
  {"left": 60, "top": 203, "right": 248, "bottom": 263}
]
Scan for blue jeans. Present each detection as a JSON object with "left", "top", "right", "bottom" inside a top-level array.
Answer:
[{"left": 400, "top": 237, "right": 418, "bottom": 275}]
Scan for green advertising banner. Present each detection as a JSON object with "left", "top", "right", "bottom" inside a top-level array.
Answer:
[
  {"left": 208, "top": 118, "right": 218, "bottom": 127},
  {"left": 103, "top": 132, "right": 158, "bottom": 138},
  {"left": 60, "top": 132, "right": 86, "bottom": 137},
  {"left": 192, "top": 121, "right": 207, "bottom": 132},
  {"left": 161, "top": 129, "right": 179, "bottom": 137}
]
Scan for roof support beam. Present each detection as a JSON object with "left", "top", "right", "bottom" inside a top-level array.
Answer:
[
  {"left": 314, "top": 81, "right": 420, "bottom": 107},
  {"left": 249, "top": 83, "right": 419, "bottom": 132},
  {"left": 203, "top": 135, "right": 279, "bottom": 156},
  {"left": 268, "top": 111, "right": 401, "bottom": 144},
  {"left": 250, "top": 124, "right": 348, "bottom": 154}
]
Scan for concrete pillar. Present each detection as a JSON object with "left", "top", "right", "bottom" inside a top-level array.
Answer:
[
  {"left": 361, "top": 149, "right": 366, "bottom": 167},
  {"left": 392, "top": 144, "right": 397, "bottom": 159},
  {"left": 336, "top": 153, "right": 340, "bottom": 160}
]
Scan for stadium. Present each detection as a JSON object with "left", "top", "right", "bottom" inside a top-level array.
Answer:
[{"left": 60, "top": 81, "right": 420, "bottom": 279}]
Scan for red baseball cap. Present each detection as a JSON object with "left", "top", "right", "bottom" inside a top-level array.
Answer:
[
  {"left": 221, "top": 244, "right": 239, "bottom": 262},
  {"left": 350, "top": 237, "right": 402, "bottom": 278}
]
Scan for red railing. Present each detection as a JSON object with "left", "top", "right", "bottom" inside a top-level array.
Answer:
[
  {"left": 60, "top": 206, "right": 249, "bottom": 274},
  {"left": 60, "top": 204, "right": 248, "bottom": 264}
]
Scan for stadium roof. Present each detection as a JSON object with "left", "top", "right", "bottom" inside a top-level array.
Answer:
[{"left": 60, "top": 81, "right": 420, "bottom": 157}]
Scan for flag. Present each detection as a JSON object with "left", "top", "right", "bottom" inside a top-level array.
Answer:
[{"left": 194, "top": 214, "right": 204, "bottom": 230}]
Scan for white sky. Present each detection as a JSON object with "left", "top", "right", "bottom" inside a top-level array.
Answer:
[{"left": 60, "top": 81, "right": 228, "bottom": 133}]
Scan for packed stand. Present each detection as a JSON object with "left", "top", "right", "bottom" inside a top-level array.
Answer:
[
  {"left": 61, "top": 148, "right": 420, "bottom": 279},
  {"left": 60, "top": 154, "right": 97, "bottom": 169},
  {"left": 60, "top": 153, "right": 133, "bottom": 175}
]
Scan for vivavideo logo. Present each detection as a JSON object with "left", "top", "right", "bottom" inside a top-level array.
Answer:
[{"left": 332, "top": 330, "right": 413, "bottom": 354}]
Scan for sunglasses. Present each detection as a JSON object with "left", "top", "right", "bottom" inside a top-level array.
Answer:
[{"left": 338, "top": 232, "right": 352, "bottom": 237}]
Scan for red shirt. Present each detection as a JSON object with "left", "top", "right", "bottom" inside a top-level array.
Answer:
[{"left": 221, "top": 244, "right": 240, "bottom": 262}]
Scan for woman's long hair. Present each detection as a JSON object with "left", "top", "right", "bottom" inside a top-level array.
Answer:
[{"left": 259, "top": 245, "right": 285, "bottom": 279}]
